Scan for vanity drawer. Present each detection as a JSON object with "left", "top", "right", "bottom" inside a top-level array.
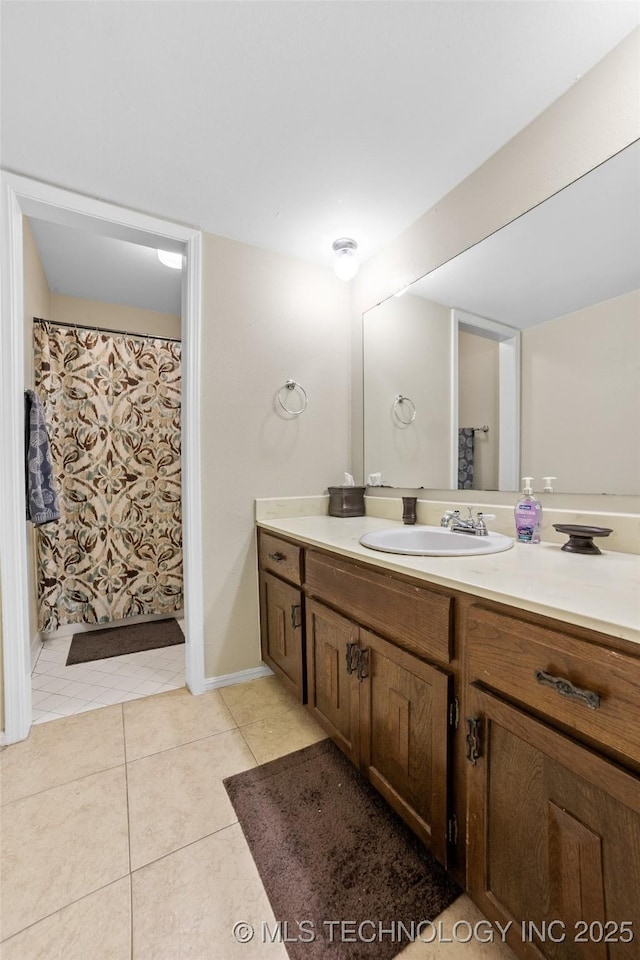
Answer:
[
  {"left": 466, "top": 604, "right": 640, "bottom": 766},
  {"left": 258, "top": 532, "right": 302, "bottom": 586},
  {"left": 304, "top": 550, "right": 453, "bottom": 665}
]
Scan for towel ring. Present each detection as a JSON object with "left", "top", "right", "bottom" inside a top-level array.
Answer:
[
  {"left": 393, "top": 394, "right": 416, "bottom": 425},
  {"left": 278, "top": 379, "right": 308, "bottom": 416}
]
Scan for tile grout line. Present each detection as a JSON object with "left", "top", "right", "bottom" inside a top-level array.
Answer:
[
  {"left": 237, "top": 725, "right": 263, "bottom": 766},
  {"left": 0, "top": 874, "right": 132, "bottom": 947},
  {"left": 121, "top": 703, "right": 135, "bottom": 960},
  {"left": 0, "top": 759, "right": 129, "bottom": 808},
  {"left": 128, "top": 819, "right": 242, "bottom": 877},
  {"left": 123, "top": 697, "right": 307, "bottom": 765},
  {"left": 124, "top": 723, "right": 242, "bottom": 766}
]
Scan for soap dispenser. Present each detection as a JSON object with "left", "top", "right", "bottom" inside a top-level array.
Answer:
[{"left": 514, "top": 477, "right": 542, "bottom": 543}]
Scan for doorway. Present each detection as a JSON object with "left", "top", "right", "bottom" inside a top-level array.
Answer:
[
  {"left": 450, "top": 309, "right": 521, "bottom": 492},
  {"left": 1, "top": 173, "right": 205, "bottom": 744}
]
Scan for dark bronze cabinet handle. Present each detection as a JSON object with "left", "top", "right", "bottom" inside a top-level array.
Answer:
[
  {"left": 357, "top": 648, "right": 369, "bottom": 682},
  {"left": 534, "top": 669, "right": 600, "bottom": 710},
  {"left": 345, "top": 642, "right": 358, "bottom": 675},
  {"left": 465, "top": 717, "right": 481, "bottom": 764},
  {"left": 268, "top": 551, "right": 286, "bottom": 562},
  {"left": 290, "top": 604, "right": 302, "bottom": 629}
]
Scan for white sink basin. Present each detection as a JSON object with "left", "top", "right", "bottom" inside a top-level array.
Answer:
[{"left": 359, "top": 525, "right": 513, "bottom": 557}]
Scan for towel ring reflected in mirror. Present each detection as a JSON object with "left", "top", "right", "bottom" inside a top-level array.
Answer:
[
  {"left": 277, "top": 379, "right": 308, "bottom": 416},
  {"left": 393, "top": 394, "right": 416, "bottom": 425}
]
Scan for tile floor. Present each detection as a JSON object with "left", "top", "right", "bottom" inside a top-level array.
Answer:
[
  {"left": 31, "top": 626, "right": 185, "bottom": 724},
  {"left": 0, "top": 678, "right": 516, "bottom": 960}
]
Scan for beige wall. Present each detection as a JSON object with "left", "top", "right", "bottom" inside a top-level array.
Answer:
[
  {"left": 49, "top": 295, "right": 180, "bottom": 340},
  {"left": 351, "top": 29, "right": 640, "bottom": 482},
  {"left": 23, "top": 218, "right": 51, "bottom": 386},
  {"left": 363, "top": 293, "right": 451, "bottom": 488},
  {"left": 200, "top": 234, "right": 351, "bottom": 678},
  {"left": 458, "top": 332, "right": 499, "bottom": 490},
  {"left": 521, "top": 289, "right": 640, "bottom": 494}
]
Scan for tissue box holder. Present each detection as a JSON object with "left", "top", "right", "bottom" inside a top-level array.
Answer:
[{"left": 328, "top": 486, "right": 366, "bottom": 517}]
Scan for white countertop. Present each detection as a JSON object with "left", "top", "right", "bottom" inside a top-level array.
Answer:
[{"left": 257, "top": 515, "right": 640, "bottom": 647}]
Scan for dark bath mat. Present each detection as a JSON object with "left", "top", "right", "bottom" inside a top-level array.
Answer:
[
  {"left": 224, "top": 738, "right": 461, "bottom": 960},
  {"left": 66, "top": 618, "right": 184, "bottom": 665}
]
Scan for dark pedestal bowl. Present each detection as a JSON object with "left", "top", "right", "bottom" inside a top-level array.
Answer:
[{"left": 552, "top": 524, "right": 613, "bottom": 555}]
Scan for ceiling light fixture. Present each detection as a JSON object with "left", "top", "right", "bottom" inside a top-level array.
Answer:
[
  {"left": 332, "top": 238, "right": 359, "bottom": 281},
  {"left": 157, "top": 249, "right": 183, "bottom": 270}
]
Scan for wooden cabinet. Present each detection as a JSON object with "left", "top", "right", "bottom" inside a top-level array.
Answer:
[
  {"left": 466, "top": 604, "right": 640, "bottom": 770},
  {"left": 259, "top": 571, "right": 304, "bottom": 700},
  {"left": 359, "top": 626, "right": 452, "bottom": 866},
  {"left": 258, "top": 531, "right": 305, "bottom": 701},
  {"left": 305, "top": 549, "right": 453, "bottom": 664},
  {"left": 259, "top": 531, "right": 302, "bottom": 586},
  {"left": 306, "top": 597, "right": 453, "bottom": 864},
  {"left": 257, "top": 523, "right": 640, "bottom": 960},
  {"left": 465, "top": 604, "right": 640, "bottom": 960},
  {"left": 305, "top": 599, "right": 360, "bottom": 764},
  {"left": 466, "top": 686, "right": 640, "bottom": 960}
]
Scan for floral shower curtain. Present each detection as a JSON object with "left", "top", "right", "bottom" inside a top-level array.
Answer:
[{"left": 34, "top": 321, "right": 183, "bottom": 632}]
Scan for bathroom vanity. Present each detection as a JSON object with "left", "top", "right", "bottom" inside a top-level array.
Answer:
[{"left": 257, "top": 514, "right": 640, "bottom": 959}]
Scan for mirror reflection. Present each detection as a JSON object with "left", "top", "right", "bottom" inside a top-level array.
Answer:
[{"left": 363, "top": 141, "right": 640, "bottom": 495}]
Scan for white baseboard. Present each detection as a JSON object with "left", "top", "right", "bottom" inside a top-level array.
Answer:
[
  {"left": 202, "top": 664, "right": 273, "bottom": 692},
  {"left": 30, "top": 633, "right": 42, "bottom": 671}
]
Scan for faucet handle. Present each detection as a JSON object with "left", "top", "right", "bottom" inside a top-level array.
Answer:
[{"left": 474, "top": 512, "right": 495, "bottom": 535}]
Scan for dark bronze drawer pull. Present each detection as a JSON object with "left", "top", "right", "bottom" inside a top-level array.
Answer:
[
  {"left": 268, "top": 551, "right": 286, "bottom": 562},
  {"left": 345, "top": 642, "right": 358, "bottom": 675},
  {"left": 290, "top": 604, "right": 302, "bottom": 629},
  {"left": 534, "top": 669, "right": 601, "bottom": 710}
]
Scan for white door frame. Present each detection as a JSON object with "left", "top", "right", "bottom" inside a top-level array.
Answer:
[{"left": 0, "top": 173, "right": 205, "bottom": 744}]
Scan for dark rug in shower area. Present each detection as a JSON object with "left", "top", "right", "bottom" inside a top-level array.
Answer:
[
  {"left": 65, "top": 618, "right": 184, "bottom": 665},
  {"left": 223, "top": 738, "right": 461, "bottom": 960}
]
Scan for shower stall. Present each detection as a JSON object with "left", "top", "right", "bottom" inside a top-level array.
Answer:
[{"left": 33, "top": 318, "right": 184, "bottom": 633}]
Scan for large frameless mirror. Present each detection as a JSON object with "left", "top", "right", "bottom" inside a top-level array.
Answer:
[{"left": 362, "top": 141, "right": 640, "bottom": 495}]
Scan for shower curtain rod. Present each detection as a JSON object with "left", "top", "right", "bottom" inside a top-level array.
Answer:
[{"left": 33, "top": 317, "right": 181, "bottom": 344}]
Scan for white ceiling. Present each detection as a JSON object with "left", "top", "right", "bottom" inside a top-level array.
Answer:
[
  {"left": 409, "top": 140, "right": 640, "bottom": 328},
  {"left": 2, "top": 2, "right": 639, "bottom": 298},
  {"left": 28, "top": 218, "right": 183, "bottom": 315}
]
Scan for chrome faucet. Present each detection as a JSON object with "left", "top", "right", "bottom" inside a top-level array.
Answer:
[
  {"left": 440, "top": 510, "right": 459, "bottom": 528},
  {"left": 440, "top": 507, "right": 495, "bottom": 536}
]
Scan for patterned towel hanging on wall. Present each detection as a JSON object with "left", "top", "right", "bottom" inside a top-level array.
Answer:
[{"left": 24, "top": 388, "right": 61, "bottom": 526}]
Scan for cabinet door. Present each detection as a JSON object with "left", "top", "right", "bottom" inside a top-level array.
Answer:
[
  {"left": 306, "top": 599, "right": 360, "bottom": 766},
  {"left": 259, "top": 572, "right": 304, "bottom": 701},
  {"left": 358, "top": 628, "right": 452, "bottom": 865},
  {"left": 467, "top": 686, "right": 640, "bottom": 960}
]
